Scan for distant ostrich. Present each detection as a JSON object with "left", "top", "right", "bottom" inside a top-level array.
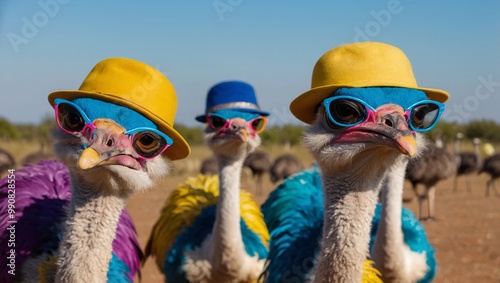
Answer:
[
  {"left": 0, "top": 148, "right": 15, "bottom": 175},
  {"left": 478, "top": 153, "right": 500, "bottom": 197},
  {"left": 453, "top": 133, "right": 481, "bottom": 192},
  {"left": 144, "top": 81, "right": 270, "bottom": 282},
  {"left": 244, "top": 150, "right": 272, "bottom": 195},
  {"left": 269, "top": 153, "right": 304, "bottom": 183},
  {"left": 22, "top": 141, "right": 56, "bottom": 164},
  {"left": 405, "top": 137, "right": 456, "bottom": 220},
  {"left": 200, "top": 156, "right": 218, "bottom": 175}
]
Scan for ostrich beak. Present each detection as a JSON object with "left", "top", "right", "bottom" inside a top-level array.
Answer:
[
  {"left": 214, "top": 118, "right": 250, "bottom": 142},
  {"left": 78, "top": 119, "right": 142, "bottom": 170},
  {"left": 336, "top": 104, "right": 417, "bottom": 157}
]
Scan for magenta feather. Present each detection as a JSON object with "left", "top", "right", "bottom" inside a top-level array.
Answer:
[{"left": 0, "top": 160, "right": 142, "bottom": 282}]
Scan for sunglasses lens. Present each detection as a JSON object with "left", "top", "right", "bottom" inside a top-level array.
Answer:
[
  {"left": 209, "top": 115, "right": 227, "bottom": 130},
  {"left": 57, "top": 103, "right": 86, "bottom": 133},
  {"left": 328, "top": 99, "right": 367, "bottom": 126},
  {"left": 133, "top": 131, "right": 167, "bottom": 159},
  {"left": 251, "top": 117, "right": 266, "bottom": 133},
  {"left": 410, "top": 103, "right": 440, "bottom": 131}
]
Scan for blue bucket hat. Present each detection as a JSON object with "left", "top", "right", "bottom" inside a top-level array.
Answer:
[{"left": 195, "top": 81, "right": 270, "bottom": 123}]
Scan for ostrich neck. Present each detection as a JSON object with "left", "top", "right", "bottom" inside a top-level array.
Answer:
[
  {"left": 371, "top": 160, "right": 407, "bottom": 280},
  {"left": 55, "top": 176, "right": 126, "bottom": 283},
  {"left": 210, "top": 155, "right": 245, "bottom": 270},
  {"left": 314, "top": 171, "right": 381, "bottom": 283},
  {"left": 453, "top": 138, "right": 461, "bottom": 155}
]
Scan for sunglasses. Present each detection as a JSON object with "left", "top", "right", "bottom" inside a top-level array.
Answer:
[
  {"left": 322, "top": 95, "right": 444, "bottom": 132},
  {"left": 54, "top": 98, "right": 173, "bottom": 160},
  {"left": 206, "top": 113, "right": 268, "bottom": 135}
]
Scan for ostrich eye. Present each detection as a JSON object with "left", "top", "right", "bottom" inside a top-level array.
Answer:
[
  {"left": 133, "top": 132, "right": 166, "bottom": 158},
  {"left": 327, "top": 99, "right": 367, "bottom": 126},
  {"left": 208, "top": 115, "right": 227, "bottom": 130},
  {"left": 410, "top": 103, "right": 440, "bottom": 130},
  {"left": 250, "top": 117, "right": 267, "bottom": 133},
  {"left": 58, "top": 104, "right": 85, "bottom": 132}
]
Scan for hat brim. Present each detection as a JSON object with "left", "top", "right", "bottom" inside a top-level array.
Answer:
[
  {"left": 290, "top": 83, "right": 450, "bottom": 125},
  {"left": 48, "top": 90, "right": 190, "bottom": 161},
  {"left": 195, "top": 108, "right": 270, "bottom": 123}
]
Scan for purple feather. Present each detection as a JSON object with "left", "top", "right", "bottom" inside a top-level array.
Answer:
[{"left": 0, "top": 160, "right": 142, "bottom": 282}]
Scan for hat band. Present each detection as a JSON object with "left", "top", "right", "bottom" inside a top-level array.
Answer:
[{"left": 206, "top": 102, "right": 260, "bottom": 113}]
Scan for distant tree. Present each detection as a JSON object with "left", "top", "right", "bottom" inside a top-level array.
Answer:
[
  {"left": 464, "top": 120, "right": 500, "bottom": 143},
  {"left": 174, "top": 124, "right": 204, "bottom": 145},
  {"left": 427, "top": 121, "right": 463, "bottom": 144},
  {"left": 38, "top": 115, "right": 57, "bottom": 143},
  {"left": 0, "top": 118, "right": 18, "bottom": 140},
  {"left": 261, "top": 125, "right": 305, "bottom": 146}
]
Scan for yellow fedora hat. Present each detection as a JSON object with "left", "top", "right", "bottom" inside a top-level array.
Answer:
[
  {"left": 290, "top": 42, "right": 450, "bottom": 124},
  {"left": 48, "top": 57, "right": 190, "bottom": 160}
]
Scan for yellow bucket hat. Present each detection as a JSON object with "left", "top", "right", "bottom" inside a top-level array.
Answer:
[
  {"left": 290, "top": 42, "right": 450, "bottom": 124},
  {"left": 48, "top": 57, "right": 190, "bottom": 160}
]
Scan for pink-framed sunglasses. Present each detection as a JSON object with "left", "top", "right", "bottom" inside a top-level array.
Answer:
[
  {"left": 54, "top": 98, "right": 174, "bottom": 160},
  {"left": 206, "top": 113, "right": 268, "bottom": 135}
]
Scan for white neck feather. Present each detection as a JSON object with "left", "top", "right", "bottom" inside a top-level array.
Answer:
[
  {"left": 313, "top": 170, "right": 383, "bottom": 283},
  {"left": 371, "top": 158, "right": 408, "bottom": 281},
  {"left": 209, "top": 155, "right": 246, "bottom": 273},
  {"left": 55, "top": 175, "right": 126, "bottom": 283}
]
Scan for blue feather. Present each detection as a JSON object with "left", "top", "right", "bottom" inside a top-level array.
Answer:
[
  {"left": 163, "top": 205, "right": 268, "bottom": 282},
  {"left": 72, "top": 98, "right": 157, "bottom": 130},
  {"left": 211, "top": 109, "right": 261, "bottom": 121},
  {"left": 261, "top": 168, "right": 323, "bottom": 283},
  {"left": 107, "top": 253, "right": 132, "bottom": 283},
  {"left": 262, "top": 166, "right": 436, "bottom": 283},
  {"left": 334, "top": 87, "right": 427, "bottom": 110}
]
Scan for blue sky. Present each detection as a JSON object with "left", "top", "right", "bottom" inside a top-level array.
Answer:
[{"left": 1, "top": 0, "right": 499, "bottom": 127}]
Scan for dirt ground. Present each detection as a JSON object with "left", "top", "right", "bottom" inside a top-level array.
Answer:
[{"left": 126, "top": 168, "right": 500, "bottom": 283}]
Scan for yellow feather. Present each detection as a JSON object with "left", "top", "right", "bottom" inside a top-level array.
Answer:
[
  {"left": 361, "top": 260, "right": 383, "bottom": 283},
  {"left": 144, "top": 174, "right": 269, "bottom": 270},
  {"left": 37, "top": 255, "right": 58, "bottom": 283}
]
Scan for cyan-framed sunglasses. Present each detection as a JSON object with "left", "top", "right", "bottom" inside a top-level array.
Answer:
[
  {"left": 54, "top": 98, "right": 173, "bottom": 160},
  {"left": 322, "top": 95, "right": 444, "bottom": 132},
  {"left": 206, "top": 113, "right": 268, "bottom": 135}
]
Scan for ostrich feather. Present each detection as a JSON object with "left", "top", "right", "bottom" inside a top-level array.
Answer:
[
  {"left": 261, "top": 168, "right": 382, "bottom": 283},
  {"left": 0, "top": 160, "right": 142, "bottom": 282},
  {"left": 370, "top": 204, "right": 436, "bottom": 283},
  {"left": 144, "top": 174, "right": 269, "bottom": 281}
]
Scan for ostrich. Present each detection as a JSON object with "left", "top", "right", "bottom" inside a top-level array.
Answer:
[
  {"left": 243, "top": 150, "right": 272, "bottom": 195},
  {"left": 0, "top": 148, "right": 15, "bottom": 176},
  {"left": 200, "top": 156, "right": 218, "bottom": 175},
  {"left": 478, "top": 153, "right": 500, "bottom": 197},
  {"left": 144, "top": 80, "right": 270, "bottom": 282},
  {"left": 371, "top": 155, "right": 437, "bottom": 283},
  {"left": 0, "top": 58, "right": 190, "bottom": 282},
  {"left": 269, "top": 153, "right": 304, "bottom": 183},
  {"left": 404, "top": 138, "right": 456, "bottom": 220},
  {"left": 261, "top": 42, "right": 448, "bottom": 282},
  {"left": 22, "top": 141, "right": 57, "bottom": 164},
  {"left": 453, "top": 133, "right": 481, "bottom": 192}
]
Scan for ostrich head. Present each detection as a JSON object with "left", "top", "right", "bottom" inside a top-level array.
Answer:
[
  {"left": 291, "top": 42, "right": 449, "bottom": 177},
  {"left": 302, "top": 87, "right": 437, "bottom": 177},
  {"left": 196, "top": 81, "right": 269, "bottom": 161},
  {"left": 48, "top": 58, "right": 190, "bottom": 194}
]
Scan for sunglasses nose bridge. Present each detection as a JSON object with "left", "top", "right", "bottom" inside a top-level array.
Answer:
[
  {"left": 227, "top": 118, "right": 247, "bottom": 130},
  {"left": 375, "top": 108, "right": 411, "bottom": 132}
]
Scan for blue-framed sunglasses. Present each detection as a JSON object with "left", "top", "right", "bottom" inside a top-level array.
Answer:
[
  {"left": 54, "top": 98, "right": 174, "bottom": 160},
  {"left": 322, "top": 95, "right": 444, "bottom": 132}
]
